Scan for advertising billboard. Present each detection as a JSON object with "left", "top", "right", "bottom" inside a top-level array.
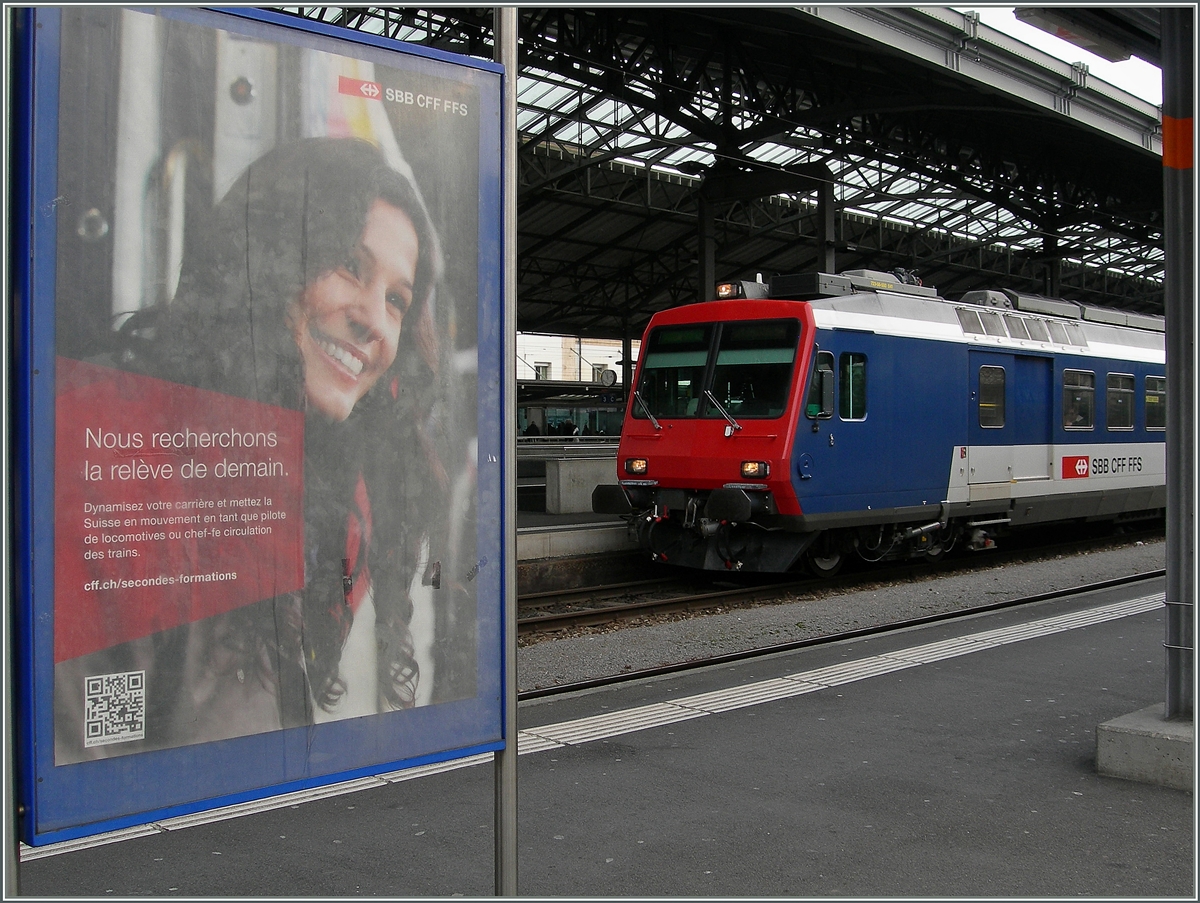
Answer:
[{"left": 14, "top": 7, "right": 504, "bottom": 844}]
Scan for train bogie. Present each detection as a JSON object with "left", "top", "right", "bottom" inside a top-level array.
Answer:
[{"left": 594, "top": 270, "right": 1167, "bottom": 574}]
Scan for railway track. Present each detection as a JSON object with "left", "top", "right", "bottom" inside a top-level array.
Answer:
[
  {"left": 519, "top": 564, "right": 1166, "bottom": 701},
  {"left": 517, "top": 525, "right": 1165, "bottom": 638}
]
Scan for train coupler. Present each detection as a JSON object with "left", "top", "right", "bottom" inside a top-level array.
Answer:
[{"left": 900, "top": 521, "right": 943, "bottom": 542}]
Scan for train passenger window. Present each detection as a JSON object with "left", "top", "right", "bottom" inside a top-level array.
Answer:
[
  {"left": 1106, "top": 373, "right": 1135, "bottom": 430},
  {"left": 839, "top": 352, "right": 867, "bottom": 421},
  {"left": 1025, "top": 319, "right": 1051, "bottom": 343},
  {"left": 805, "top": 351, "right": 835, "bottom": 419},
  {"left": 634, "top": 324, "right": 713, "bottom": 419},
  {"left": 978, "top": 366, "right": 1005, "bottom": 428},
  {"left": 706, "top": 319, "right": 800, "bottom": 419},
  {"left": 1003, "top": 315, "right": 1030, "bottom": 340},
  {"left": 1046, "top": 321, "right": 1070, "bottom": 344},
  {"left": 1145, "top": 376, "right": 1166, "bottom": 430},
  {"left": 1063, "top": 370, "right": 1095, "bottom": 429},
  {"left": 980, "top": 312, "right": 1006, "bottom": 337},
  {"left": 956, "top": 309, "right": 984, "bottom": 335}
]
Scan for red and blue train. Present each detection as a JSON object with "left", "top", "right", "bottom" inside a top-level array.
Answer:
[{"left": 592, "top": 269, "right": 1167, "bottom": 575}]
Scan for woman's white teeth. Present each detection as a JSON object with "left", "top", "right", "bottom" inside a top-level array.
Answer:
[{"left": 317, "top": 338, "right": 364, "bottom": 376}]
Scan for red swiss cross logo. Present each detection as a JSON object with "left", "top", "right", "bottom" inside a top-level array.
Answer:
[
  {"left": 338, "top": 76, "right": 382, "bottom": 100},
  {"left": 1062, "top": 455, "right": 1090, "bottom": 479}
]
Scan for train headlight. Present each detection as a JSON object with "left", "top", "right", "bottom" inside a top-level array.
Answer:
[
  {"left": 740, "top": 460, "right": 769, "bottom": 479},
  {"left": 715, "top": 282, "right": 741, "bottom": 299},
  {"left": 625, "top": 457, "right": 649, "bottom": 475}
]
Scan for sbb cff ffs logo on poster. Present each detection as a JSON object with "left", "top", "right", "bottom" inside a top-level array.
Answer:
[
  {"left": 337, "top": 75, "right": 472, "bottom": 114},
  {"left": 1062, "top": 455, "right": 1090, "bottom": 479},
  {"left": 339, "top": 75, "right": 381, "bottom": 98}
]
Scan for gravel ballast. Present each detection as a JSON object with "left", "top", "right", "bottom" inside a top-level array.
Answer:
[{"left": 517, "top": 539, "right": 1166, "bottom": 693}]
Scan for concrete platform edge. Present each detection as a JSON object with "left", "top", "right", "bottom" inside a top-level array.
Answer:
[
  {"left": 1096, "top": 703, "right": 1195, "bottom": 791},
  {"left": 516, "top": 523, "right": 630, "bottom": 561}
]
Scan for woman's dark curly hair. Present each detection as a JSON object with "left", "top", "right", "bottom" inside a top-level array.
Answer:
[{"left": 133, "top": 136, "right": 445, "bottom": 719}]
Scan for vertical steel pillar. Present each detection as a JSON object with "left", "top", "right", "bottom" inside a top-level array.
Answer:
[
  {"left": 494, "top": 5, "right": 519, "bottom": 895},
  {"left": 1043, "top": 233, "right": 1061, "bottom": 297},
  {"left": 817, "top": 178, "right": 835, "bottom": 274},
  {"left": 621, "top": 327, "right": 633, "bottom": 397},
  {"left": 697, "top": 196, "right": 715, "bottom": 302},
  {"left": 1162, "top": 7, "right": 1194, "bottom": 721}
]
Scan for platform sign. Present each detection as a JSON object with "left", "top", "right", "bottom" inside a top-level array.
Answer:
[{"left": 12, "top": 7, "right": 504, "bottom": 845}]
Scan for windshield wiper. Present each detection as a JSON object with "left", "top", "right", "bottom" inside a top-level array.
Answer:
[
  {"left": 633, "top": 391, "right": 662, "bottom": 430},
  {"left": 705, "top": 390, "right": 742, "bottom": 432}
]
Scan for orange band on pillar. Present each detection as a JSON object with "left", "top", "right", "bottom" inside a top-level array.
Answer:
[{"left": 1163, "top": 115, "right": 1194, "bottom": 170}]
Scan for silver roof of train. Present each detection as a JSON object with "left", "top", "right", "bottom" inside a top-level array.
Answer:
[{"left": 794, "top": 271, "right": 1164, "bottom": 365}]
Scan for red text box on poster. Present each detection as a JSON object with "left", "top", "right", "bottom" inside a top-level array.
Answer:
[{"left": 54, "top": 358, "right": 305, "bottom": 663}]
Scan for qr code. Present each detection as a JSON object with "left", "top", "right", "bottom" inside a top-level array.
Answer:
[{"left": 84, "top": 671, "right": 146, "bottom": 748}]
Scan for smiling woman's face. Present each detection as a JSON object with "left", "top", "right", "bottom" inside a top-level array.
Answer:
[{"left": 289, "top": 199, "right": 420, "bottom": 422}]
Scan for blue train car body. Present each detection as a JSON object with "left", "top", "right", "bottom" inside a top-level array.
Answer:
[{"left": 594, "top": 270, "right": 1166, "bottom": 574}]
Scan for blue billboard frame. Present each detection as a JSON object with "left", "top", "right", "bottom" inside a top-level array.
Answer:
[{"left": 13, "top": 6, "right": 506, "bottom": 846}]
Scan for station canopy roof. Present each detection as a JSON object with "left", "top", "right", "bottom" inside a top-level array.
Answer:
[{"left": 283, "top": 6, "right": 1166, "bottom": 339}]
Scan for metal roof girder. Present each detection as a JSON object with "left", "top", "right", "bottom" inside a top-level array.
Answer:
[{"left": 793, "top": 6, "right": 1161, "bottom": 157}]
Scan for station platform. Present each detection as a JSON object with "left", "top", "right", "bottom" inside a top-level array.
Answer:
[
  {"left": 21, "top": 574, "right": 1193, "bottom": 897},
  {"left": 516, "top": 508, "right": 627, "bottom": 555},
  {"left": 517, "top": 439, "right": 619, "bottom": 520},
  {"left": 513, "top": 438, "right": 636, "bottom": 567}
]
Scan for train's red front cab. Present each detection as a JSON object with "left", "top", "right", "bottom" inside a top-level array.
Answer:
[{"left": 593, "top": 296, "right": 818, "bottom": 570}]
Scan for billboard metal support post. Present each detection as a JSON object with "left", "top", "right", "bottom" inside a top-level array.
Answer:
[
  {"left": 5, "top": 8, "right": 30, "bottom": 893},
  {"left": 494, "top": 5, "right": 519, "bottom": 896}
]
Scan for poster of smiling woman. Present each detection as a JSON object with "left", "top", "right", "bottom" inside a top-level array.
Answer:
[{"left": 14, "top": 7, "right": 504, "bottom": 844}]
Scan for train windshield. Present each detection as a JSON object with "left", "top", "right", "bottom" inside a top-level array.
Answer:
[
  {"left": 633, "top": 319, "right": 800, "bottom": 420},
  {"left": 634, "top": 324, "right": 713, "bottom": 418},
  {"left": 704, "top": 320, "right": 799, "bottom": 418}
]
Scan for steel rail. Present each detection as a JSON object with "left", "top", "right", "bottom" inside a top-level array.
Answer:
[
  {"left": 518, "top": 580, "right": 809, "bottom": 633},
  {"left": 519, "top": 576, "right": 679, "bottom": 606}
]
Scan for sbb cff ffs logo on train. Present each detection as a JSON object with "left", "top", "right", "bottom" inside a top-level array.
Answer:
[{"left": 1061, "top": 455, "right": 1144, "bottom": 479}]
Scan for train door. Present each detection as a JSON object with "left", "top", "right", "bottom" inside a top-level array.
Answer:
[
  {"left": 1010, "top": 355, "right": 1053, "bottom": 479},
  {"left": 968, "top": 351, "right": 1052, "bottom": 484},
  {"left": 796, "top": 340, "right": 887, "bottom": 499}
]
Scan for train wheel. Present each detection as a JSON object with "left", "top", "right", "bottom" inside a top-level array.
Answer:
[
  {"left": 807, "top": 551, "right": 843, "bottom": 577},
  {"left": 806, "top": 534, "right": 844, "bottom": 578}
]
